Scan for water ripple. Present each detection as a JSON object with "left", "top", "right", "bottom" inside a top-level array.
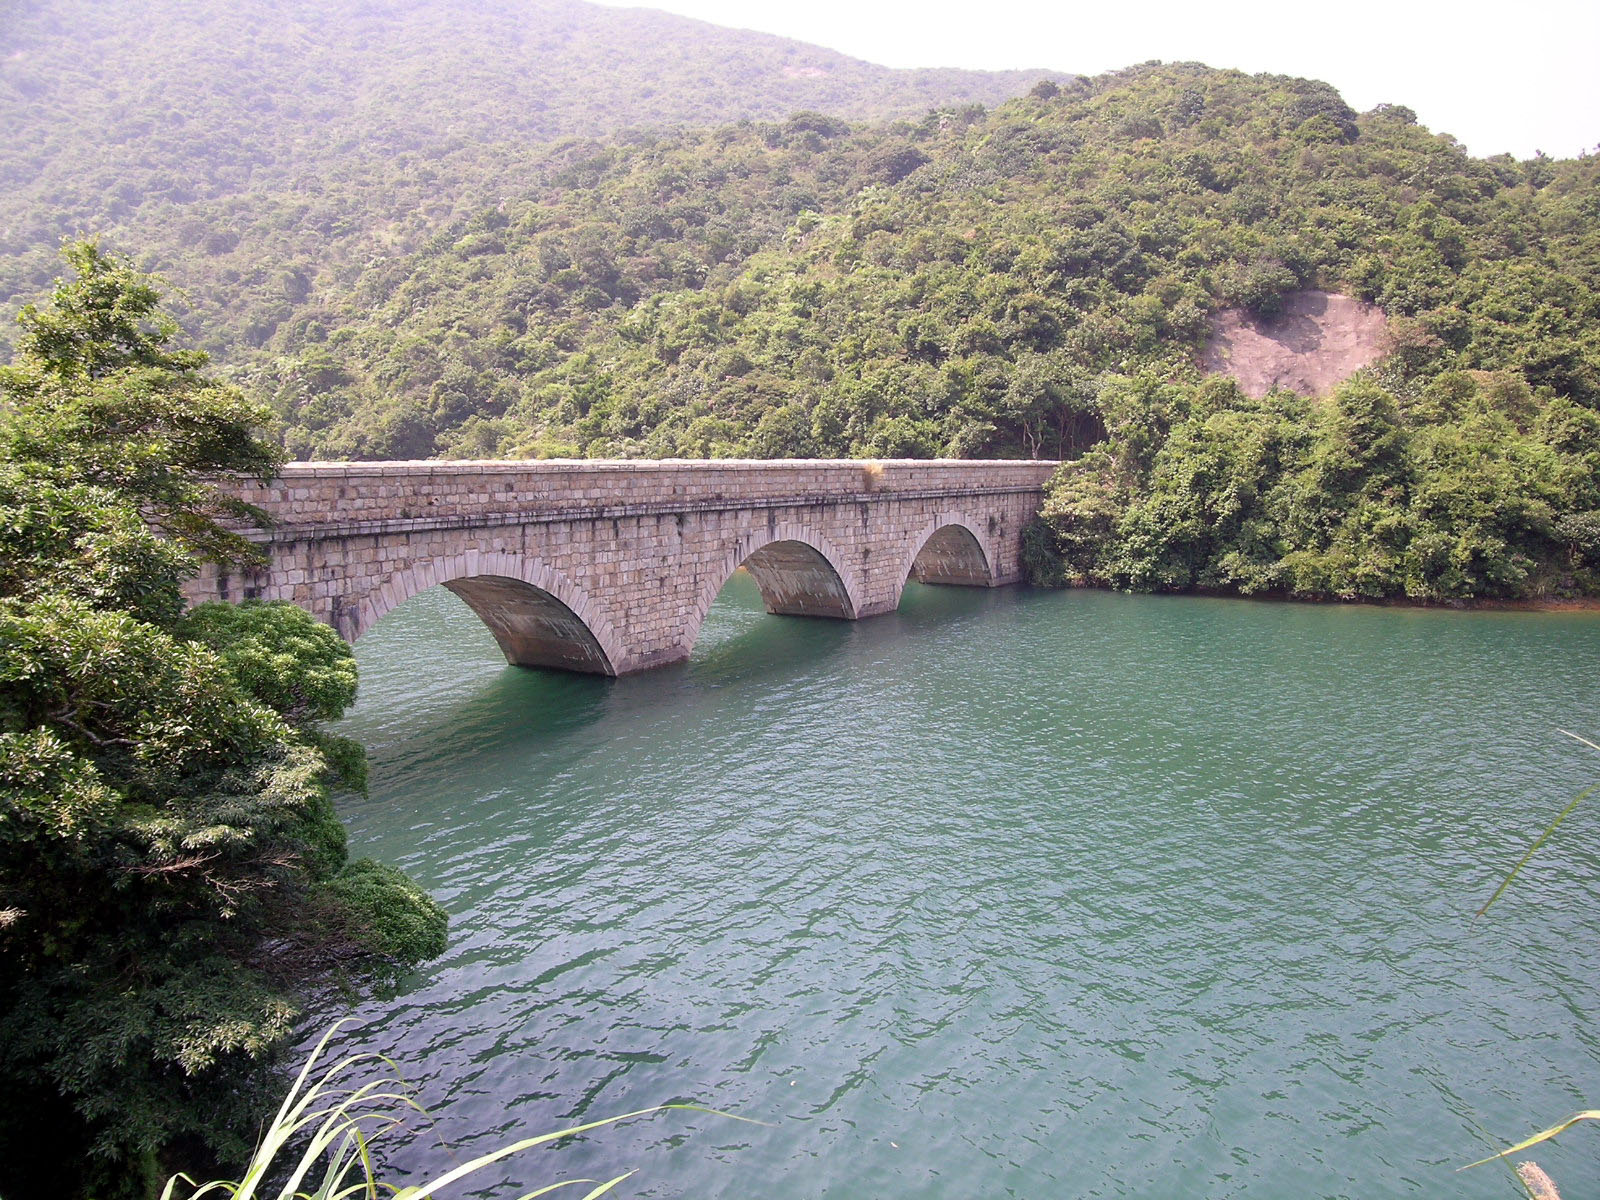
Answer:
[{"left": 328, "top": 580, "right": 1600, "bottom": 1199}]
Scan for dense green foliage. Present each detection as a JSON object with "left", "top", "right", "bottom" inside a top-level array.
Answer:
[
  {"left": 7, "top": 17, "right": 1599, "bottom": 607},
  {"left": 225, "top": 63, "right": 1598, "bottom": 478},
  {"left": 1031, "top": 372, "right": 1600, "bottom": 599},
  {"left": 0, "top": 0, "right": 1061, "bottom": 361},
  {"left": 0, "top": 246, "right": 448, "bottom": 1200}
]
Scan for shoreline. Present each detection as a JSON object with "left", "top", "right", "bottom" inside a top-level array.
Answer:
[
  {"left": 1464, "top": 594, "right": 1600, "bottom": 613},
  {"left": 1038, "top": 582, "right": 1600, "bottom": 615}
]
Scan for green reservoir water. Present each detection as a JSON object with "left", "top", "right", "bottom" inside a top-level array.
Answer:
[{"left": 332, "top": 576, "right": 1600, "bottom": 1198}]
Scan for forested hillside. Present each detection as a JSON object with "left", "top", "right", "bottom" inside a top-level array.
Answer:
[
  {"left": 248, "top": 63, "right": 1596, "bottom": 601},
  {"left": 0, "top": 0, "right": 1062, "bottom": 357},
  {"left": 5, "top": 21, "right": 1598, "bottom": 602},
  {"left": 246, "top": 65, "right": 1595, "bottom": 448}
]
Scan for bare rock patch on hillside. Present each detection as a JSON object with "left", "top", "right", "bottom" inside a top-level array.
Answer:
[{"left": 1202, "top": 290, "right": 1388, "bottom": 398}]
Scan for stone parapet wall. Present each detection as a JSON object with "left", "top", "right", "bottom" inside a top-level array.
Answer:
[{"left": 221, "top": 459, "right": 1058, "bottom": 533}]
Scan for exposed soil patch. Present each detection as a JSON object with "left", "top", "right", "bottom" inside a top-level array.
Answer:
[{"left": 1202, "top": 290, "right": 1388, "bottom": 398}]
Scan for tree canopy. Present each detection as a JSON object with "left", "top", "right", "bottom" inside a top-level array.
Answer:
[{"left": 0, "top": 244, "right": 447, "bottom": 1200}]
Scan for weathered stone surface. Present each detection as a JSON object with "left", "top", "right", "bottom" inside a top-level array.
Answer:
[
  {"left": 909, "top": 524, "right": 991, "bottom": 586},
  {"left": 186, "top": 459, "right": 1056, "bottom": 674}
]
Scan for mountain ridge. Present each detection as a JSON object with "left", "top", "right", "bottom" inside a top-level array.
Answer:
[{"left": 0, "top": 0, "right": 1068, "bottom": 351}]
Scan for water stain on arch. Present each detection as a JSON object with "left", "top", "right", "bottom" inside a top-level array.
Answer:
[
  {"left": 441, "top": 575, "right": 615, "bottom": 675},
  {"left": 743, "top": 539, "right": 856, "bottom": 618},
  {"left": 908, "top": 523, "right": 992, "bottom": 587},
  {"left": 348, "top": 552, "right": 625, "bottom": 676},
  {"left": 681, "top": 525, "right": 865, "bottom": 656}
]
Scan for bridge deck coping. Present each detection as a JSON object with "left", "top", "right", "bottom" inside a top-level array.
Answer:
[{"left": 267, "top": 457, "right": 1058, "bottom": 476}]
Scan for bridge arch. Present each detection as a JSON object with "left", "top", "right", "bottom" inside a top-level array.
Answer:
[
  {"left": 897, "top": 515, "right": 994, "bottom": 604},
  {"left": 682, "top": 522, "right": 865, "bottom": 654},
  {"left": 347, "top": 551, "right": 626, "bottom": 676}
]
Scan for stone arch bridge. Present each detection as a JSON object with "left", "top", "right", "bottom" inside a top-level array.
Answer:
[{"left": 187, "top": 459, "right": 1057, "bottom": 675}]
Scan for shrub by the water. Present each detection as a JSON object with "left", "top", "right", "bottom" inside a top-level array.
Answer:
[{"left": 1028, "top": 372, "right": 1599, "bottom": 602}]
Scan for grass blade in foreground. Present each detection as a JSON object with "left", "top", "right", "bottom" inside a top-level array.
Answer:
[
  {"left": 162, "top": 1021, "right": 762, "bottom": 1200},
  {"left": 1461, "top": 1111, "right": 1600, "bottom": 1170},
  {"left": 1475, "top": 732, "right": 1599, "bottom": 920},
  {"left": 1461, "top": 731, "right": 1598, "bottom": 1187}
]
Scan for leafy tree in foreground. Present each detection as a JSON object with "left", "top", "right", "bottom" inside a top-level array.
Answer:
[
  {"left": 0, "top": 240, "right": 284, "bottom": 565},
  {"left": 0, "top": 243, "right": 447, "bottom": 1200}
]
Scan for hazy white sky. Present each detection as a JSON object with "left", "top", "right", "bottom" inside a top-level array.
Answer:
[{"left": 593, "top": 0, "right": 1599, "bottom": 159}]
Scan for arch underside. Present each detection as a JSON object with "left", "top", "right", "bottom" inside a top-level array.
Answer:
[
  {"left": 343, "top": 517, "right": 995, "bottom": 678},
  {"left": 744, "top": 540, "right": 856, "bottom": 618},
  {"left": 910, "top": 524, "right": 992, "bottom": 587},
  {"left": 442, "top": 575, "right": 615, "bottom": 674}
]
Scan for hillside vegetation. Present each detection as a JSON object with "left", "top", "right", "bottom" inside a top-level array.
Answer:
[
  {"left": 0, "top": 0, "right": 1061, "bottom": 358},
  {"left": 223, "top": 63, "right": 1597, "bottom": 601},
  {"left": 255, "top": 64, "right": 1596, "bottom": 455},
  {"left": 5, "top": 25, "right": 1598, "bottom": 601}
]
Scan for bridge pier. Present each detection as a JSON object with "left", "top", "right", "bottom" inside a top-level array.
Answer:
[{"left": 187, "top": 460, "right": 1057, "bottom": 676}]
